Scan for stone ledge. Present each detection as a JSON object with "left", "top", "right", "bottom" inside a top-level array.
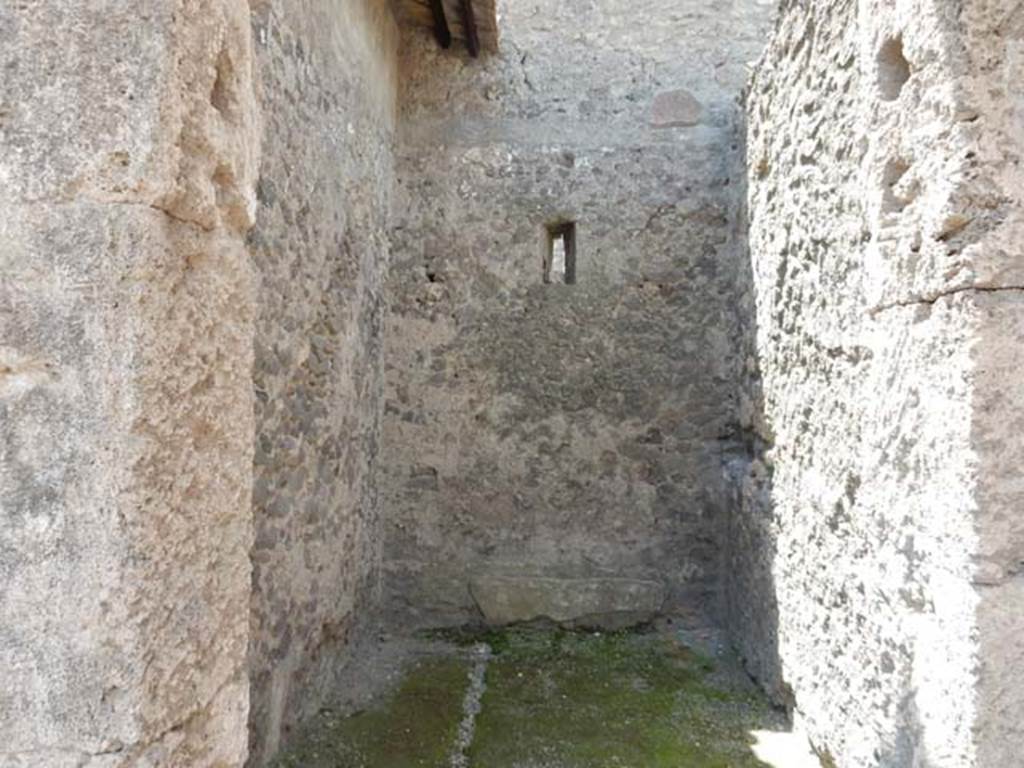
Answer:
[{"left": 469, "top": 575, "right": 666, "bottom": 630}]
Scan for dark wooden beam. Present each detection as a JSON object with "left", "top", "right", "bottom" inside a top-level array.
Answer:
[
  {"left": 428, "top": 0, "right": 452, "bottom": 49},
  {"left": 459, "top": 0, "right": 480, "bottom": 57}
]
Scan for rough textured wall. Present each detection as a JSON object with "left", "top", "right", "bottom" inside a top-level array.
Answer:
[
  {"left": 383, "top": 0, "right": 775, "bottom": 628},
  {"left": 246, "top": 1, "right": 398, "bottom": 762},
  {"left": 732, "top": 0, "right": 1024, "bottom": 765},
  {"left": 1, "top": 1, "right": 259, "bottom": 766},
  {"left": 963, "top": 1, "right": 1024, "bottom": 763}
]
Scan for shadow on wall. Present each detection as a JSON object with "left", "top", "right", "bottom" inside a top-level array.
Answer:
[
  {"left": 723, "top": 112, "right": 789, "bottom": 717},
  {"left": 720, "top": 92, "right": 934, "bottom": 768},
  {"left": 725, "top": 167, "right": 937, "bottom": 766}
]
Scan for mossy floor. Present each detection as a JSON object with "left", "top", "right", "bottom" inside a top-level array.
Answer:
[{"left": 270, "top": 626, "right": 795, "bottom": 768}]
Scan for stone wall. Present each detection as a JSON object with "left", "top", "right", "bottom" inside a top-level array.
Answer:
[
  {"left": 1, "top": 1, "right": 259, "bottom": 765},
  {"left": 732, "top": 0, "right": 1024, "bottom": 765},
  {"left": 962, "top": 2, "right": 1024, "bottom": 763},
  {"left": 7, "top": 1, "right": 1021, "bottom": 765},
  {"left": 382, "top": 0, "right": 775, "bottom": 628},
  {"left": 246, "top": 0, "right": 398, "bottom": 762}
]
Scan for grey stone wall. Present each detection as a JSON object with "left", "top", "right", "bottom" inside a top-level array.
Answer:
[
  {"left": 732, "top": 0, "right": 1024, "bottom": 765},
  {"left": 1, "top": 1, "right": 259, "bottom": 765},
  {"left": 7, "top": 2, "right": 1020, "bottom": 766},
  {"left": 246, "top": 0, "right": 398, "bottom": 762},
  {"left": 382, "top": 0, "right": 775, "bottom": 628}
]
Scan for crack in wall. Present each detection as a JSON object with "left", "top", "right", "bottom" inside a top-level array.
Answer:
[{"left": 869, "top": 283, "right": 1024, "bottom": 316}]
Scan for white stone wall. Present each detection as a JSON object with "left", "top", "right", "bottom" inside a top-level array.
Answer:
[
  {"left": 1, "top": 1, "right": 259, "bottom": 765},
  {"left": 961, "top": 2, "right": 1024, "bottom": 763},
  {"left": 733, "top": 0, "right": 1024, "bottom": 765}
]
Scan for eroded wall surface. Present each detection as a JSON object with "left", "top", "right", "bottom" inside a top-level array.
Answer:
[
  {"left": 963, "top": 2, "right": 1024, "bottom": 763},
  {"left": 246, "top": 0, "right": 398, "bottom": 762},
  {"left": 732, "top": 0, "right": 1024, "bottom": 765},
  {"left": 1, "top": 1, "right": 259, "bottom": 765},
  {"left": 382, "top": 0, "right": 775, "bottom": 627}
]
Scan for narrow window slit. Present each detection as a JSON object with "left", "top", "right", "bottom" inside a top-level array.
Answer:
[{"left": 544, "top": 221, "right": 577, "bottom": 284}]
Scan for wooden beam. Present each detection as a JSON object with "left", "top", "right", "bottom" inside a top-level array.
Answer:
[
  {"left": 428, "top": 0, "right": 452, "bottom": 48},
  {"left": 458, "top": 0, "right": 480, "bottom": 57}
]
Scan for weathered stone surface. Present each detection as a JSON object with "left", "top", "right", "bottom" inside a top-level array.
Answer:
[
  {"left": 268, "top": 626, "right": 794, "bottom": 768},
  {"left": 962, "top": 3, "right": 1024, "bottom": 764},
  {"left": 470, "top": 576, "right": 666, "bottom": 628},
  {"left": 381, "top": 0, "right": 776, "bottom": 631},
  {"left": 246, "top": 0, "right": 399, "bottom": 763},
  {"left": 7, "top": 1, "right": 1023, "bottom": 765},
  {"left": 731, "top": 0, "right": 1024, "bottom": 765},
  {"left": 1, "top": 1, "right": 259, "bottom": 765}
]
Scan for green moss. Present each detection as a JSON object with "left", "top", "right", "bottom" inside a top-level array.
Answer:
[
  {"left": 269, "top": 628, "right": 783, "bottom": 768},
  {"left": 419, "top": 624, "right": 516, "bottom": 655},
  {"left": 269, "top": 656, "right": 471, "bottom": 768},
  {"left": 467, "top": 628, "right": 775, "bottom": 768}
]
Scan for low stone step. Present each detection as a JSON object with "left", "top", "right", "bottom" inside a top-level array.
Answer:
[{"left": 469, "top": 575, "right": 666, "bottom": 630}]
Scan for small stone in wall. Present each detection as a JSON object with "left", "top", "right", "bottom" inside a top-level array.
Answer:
[{"left": 650, "top": 89, "right": 703, "bottom": 128}]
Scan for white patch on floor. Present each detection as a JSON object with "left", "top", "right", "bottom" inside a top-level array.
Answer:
[
  {"left": 449, "top": 643, "right": 492, "bottom": 768},
  {"left": 749, "top": 728, "right": 823, "bottom": 767}
]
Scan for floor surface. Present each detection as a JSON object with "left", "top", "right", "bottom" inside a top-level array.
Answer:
[{"left": 269, "top": 624, "right": 820, "bottom": 768}]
